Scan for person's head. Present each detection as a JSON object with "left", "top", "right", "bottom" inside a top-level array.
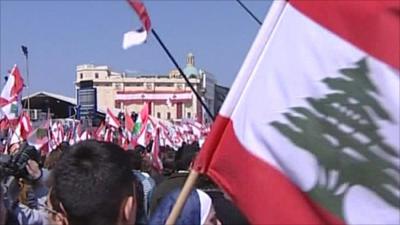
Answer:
[
  {"left": 134, "top": 145, "right": 145, "bottom": 155},
  {"left": 175, "top": 151, "right": 197, "bottom": 171},
  {"left": 161, "top": 148, "right": 176, "bottom": 174},
  {"left": 127, "top": 150, "right": 143, "bottom": 171},
  {"left": 44, "top": 148, "right": 63, "bottom": 170},
  {"left": 50, "top": 140, "right": 138, "bottom": 225},
  {"left": 149, "top": 189, "right": 221, "bottom": 225}
]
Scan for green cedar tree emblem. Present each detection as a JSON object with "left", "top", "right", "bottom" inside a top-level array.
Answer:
[
  {"left": 10, "top": 103, "right": 19, "bottom": 116},
  {"left": 270, "top": 58, "right": 399, "bottom": 220}
]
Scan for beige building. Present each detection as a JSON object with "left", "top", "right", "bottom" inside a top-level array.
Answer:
[{"left": 75, "top": 53, "right": 216, "bottom": 123}]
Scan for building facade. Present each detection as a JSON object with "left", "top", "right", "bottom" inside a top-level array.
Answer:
[{"left": 75, "top": 53, "right": 219, "bottom": 123}]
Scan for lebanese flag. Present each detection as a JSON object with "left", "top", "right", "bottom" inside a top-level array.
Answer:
[
  {"left": 134, "top": 102, "right": 149, "bottom": 135},
  {"left": 194, "top": 1, "right": 399, "bottom": 225},
  {"left": 125, "top": 111, "right": 135, "bottom": 139},
  {"left": 95, "top": 121, "right": 106, "bottom": 141},
  {"left": 0, "top": 65, "right": 24, "bottom": 105},
  {"left": 0, "top": 65, "right": 24, "bottom": 121},
  {"left": 10, "top": 112, "right": 32, "bottom": 145},
  {"left": 123, "top": 0, "right": 152, "bottom": 49},
  {"left": 27, "top": 119, "right": 50, "bottom": 152},
  {"left": 105, "top": 108, "right": 121, "bottom": 129},
  {"left": 151, "top": 127, "right": 163, "bottom": 172}
]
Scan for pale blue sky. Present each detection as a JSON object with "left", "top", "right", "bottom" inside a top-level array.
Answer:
[{"left": 1, "top": 0, "right": 272, "bottom": 97}]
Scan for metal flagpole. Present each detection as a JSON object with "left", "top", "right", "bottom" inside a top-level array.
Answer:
[
  {"left": 151, "top": 29, "right": 215, "bottom": 121},
  {"left": 21, "top": 45, "right": 30, "bottom": 113},
  {"left": 236, "top": 0, "right": 262, "bottom": 25}
]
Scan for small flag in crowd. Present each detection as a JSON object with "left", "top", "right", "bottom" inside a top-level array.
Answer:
[
  {"left": 134, "top": 102, "right": 149, "bottom": 135},
  {"left": 106, "top": 108, "right": 121, "bottom": 128},
  {"left": 123, "top": 0, "right": 152, "bottom": 49},
  {"left": 194, "top": 1, "right": 399, "bottom": 224},
  {"left": 0, "top": 65, "right": 24, "bottom": 122}
]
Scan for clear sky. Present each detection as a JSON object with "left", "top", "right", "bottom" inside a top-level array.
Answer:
[{"left": 1, "top": 0, "right": 272, "bottom": 98}]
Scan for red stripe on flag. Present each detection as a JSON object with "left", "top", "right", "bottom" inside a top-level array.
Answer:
[
  {"left": 290, "top": 0, "right": 400, "bottom": 69},
  {"left": 127, "top": 0, "right": 151, "bottom": 31},
  {"left": 195, "top": 116, "right": 344, "bottom": 225},
  {"left": 10, "top": 66, "right": 25, "bottom": 96},
  {"left": 194, "top": 115, "right": 230, "bottom": 173}
]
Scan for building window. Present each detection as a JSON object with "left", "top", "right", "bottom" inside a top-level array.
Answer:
[
  {"left": 95, "top": 73, "right": 99, "bottom": 79},
  {"left": 97, "top": 82, "right": 111, "bottom": 87},
  {"left": 167, "top": 112, "right": 171, "bottom": 120},
  {"left": 145, "top": 83, "right": 153, "bottom": 90},
  {"left": 155, "top": 82, "right": 174, "bottom": 87},
  {"left": 157, "top": 112, "right": 161, "bottom": 118},
  {"left": 176, "top": 84, "right": 185, "bottom": 90},
  {"left": 80, "top": 73, "right": 83, "bottom": 79},
  {"left": 187, "top": 112, "right": 191, "bottom": 118},
  {"left": 114, "top": 83, "right": 122, "bottom": 90},
  {"left": 115, "top": 102, "right": 120, "bottom": 109},
  {"left": 126, "top": 83, "right": 142, "bottom": 87}
]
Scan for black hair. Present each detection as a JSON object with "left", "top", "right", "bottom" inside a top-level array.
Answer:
[
  {"left": 127, "top": 150, "right": 143, "bottom": 171},
  {"left": 52, "top": 140, "right": 137, "bottom": 225},
  {"left": 175, "top": 151, "right": 197, "bottom": 171}
]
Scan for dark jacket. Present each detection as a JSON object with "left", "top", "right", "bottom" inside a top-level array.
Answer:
[{"left": 149, "top": 171, "right": 189, "bottom": 214}]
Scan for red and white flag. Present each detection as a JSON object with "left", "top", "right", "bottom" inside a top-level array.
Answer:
[
  {"left": 123, "top": 0, "right": 152, "bottom": 49},
  {"left": 151, "top": 127, "right": 163, "bottom": 172},
  {"left": 10, "top": 112, "right": 32, "bottom": 145},
  {"left": 105, "top": 108, "right": 121, "bottom": 129},
  {"left": 195, "top": 1, "right": 399, "bottom": 224},
  {"left": 0, "top": 65, "right": 24, "bottom": 121},
  {"left": 95, "top": 121, "right": 106, "bottom": 141},
  {"left": 0, "top": 65, "right": 24, "bottom": 104},
  {"left": 27, "top": 119, "right": 50, "bottom": 152}
]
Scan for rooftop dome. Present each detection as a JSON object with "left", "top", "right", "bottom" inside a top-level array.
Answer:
[
  {"left": 183, "top": 53, "right": 199, "bottom": 76},
  {"left": 183, "top": 65, "right": 199, "bottom": 76}
]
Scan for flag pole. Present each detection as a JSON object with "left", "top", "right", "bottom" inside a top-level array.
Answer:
[
  {"left": 236, "top": 0, "right": 262, "bottom": 25},
  {"left": 151, "top": 29, "right": 215, "bottom": 121},
  {"left": 165, "top": 170, "right": 199, "bottom": 225},
  {"left": 21, "top": 45, "right": 30, "bottom": 113}
]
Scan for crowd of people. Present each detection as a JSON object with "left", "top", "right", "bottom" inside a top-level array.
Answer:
[{"left": 0, "top": 139, "right": 249, "bottom": 225}]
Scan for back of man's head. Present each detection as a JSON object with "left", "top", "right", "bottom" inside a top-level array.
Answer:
[
  {"left": 52, "top": 140, "right": 137, "bottom": 225},
  {"left": 127, "top": 149, "right": 143, "bottom": 171}
]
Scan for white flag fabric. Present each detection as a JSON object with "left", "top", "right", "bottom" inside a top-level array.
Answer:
[{"left": 123, "top": 29, "right": 148, "bottom": 50}]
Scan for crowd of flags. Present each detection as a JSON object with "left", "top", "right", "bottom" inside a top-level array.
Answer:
[{"left": 0, "top": 65, "right": 211, "bottom": 173}]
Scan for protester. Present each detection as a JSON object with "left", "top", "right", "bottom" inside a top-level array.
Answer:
[
  {"left": 50, "top": 140, "right": 139, "bottom": 225},
  {"left": 149, "top": 149, "right": 197, "bottom": 214},
  {"left": 127, "top": 149, "right": 156, "bottom": 224},
  {"left": 206, "top": 190, "right": 249, "bottom": 225},
  {"left": 149, "top": 188, "right": 221, "bottom": 225},
  {"left": 0, "top": 141, "right": 51, "bottom": 225}
]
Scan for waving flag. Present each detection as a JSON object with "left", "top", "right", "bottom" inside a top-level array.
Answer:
[
  {"left": 27, "top": 119, "right": 50, "bottom": 152},
  {"left": 0, "top": 65, "right": 24, "bottom": 103},
  {"left": 0, "top": 65, "right": 24, "bottom": 121},
  {"left": 106, "top": 108, "right": 121, "bottom": 129},
  {"left": 151, "top": 127, "right": 163, "bottom": 172},
  {"left": 10, "top": 112, "right": 32, "bottom": 145},
  {"left": 95, "top": 121, "right": 106, "bottom": 141},
  {"left": 134, "top": 102, "right": 149, "bottom": 135},
  {"left": 194, "top": 1, "right": 399, "bottom": 224},
  {"left": 123, "top": 0, "right": 152, "bottom": 49},
  {"left": 125, "top": 111, "right": 135, "bottom": 134}
]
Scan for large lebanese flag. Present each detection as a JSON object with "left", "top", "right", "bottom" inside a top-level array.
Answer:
[{"left": 194, "top": 1, "right": 399, "bottom": 225}]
